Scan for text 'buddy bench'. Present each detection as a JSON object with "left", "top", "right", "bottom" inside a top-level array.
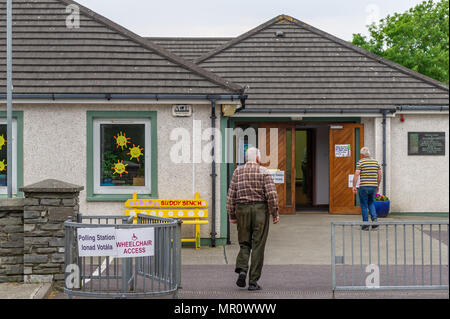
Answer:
[{"left": 125, "top": 192, "right": 208, "bottom": 249}]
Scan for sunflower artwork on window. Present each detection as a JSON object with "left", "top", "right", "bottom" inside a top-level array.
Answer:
[
  {"left": 0, "top": 134, "right": 6, "bottom": 151},
  {"left": 109, "top": 131, "right": 144, "bottom": 178},
  {"left": 114, "top": 131, "right": 131, "bottom": 150},
  {"left": 127, "top": 144, "right": 144, "bottom": 162},
  {"left": 0, "top": 159, "right": 6, "bottom": 173},
  {"left": 112, "top": 160, "right": 128, "bottom": 177}
]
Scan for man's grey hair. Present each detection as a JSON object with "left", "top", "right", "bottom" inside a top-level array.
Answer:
[
  {"left": 360, "top": 147, "right": 371, "bottom": 157},
  {"left": 245, "top": 147, "right": 261, "bottom": 162}
]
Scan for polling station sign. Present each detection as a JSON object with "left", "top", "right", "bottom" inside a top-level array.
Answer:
[
  {"left": 77, "top": 227, "right": 117, "bottom": 257},
  {"left": 77, "top": 227, "right": 154, "bottom": 258}
]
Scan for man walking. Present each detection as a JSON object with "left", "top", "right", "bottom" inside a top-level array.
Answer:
[
  {"left": 352, "top": 147, "right": 382, "bottom": 230},
  {"left": 226, "top": 147, "right": 279, "bottom": 291}
]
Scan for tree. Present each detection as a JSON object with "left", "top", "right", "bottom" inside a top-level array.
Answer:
[{"left": 352, "top": 0, "right": 449, "bottom": 84}]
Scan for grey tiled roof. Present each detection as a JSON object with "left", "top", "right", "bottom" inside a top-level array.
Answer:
[
  {"left": 193, "top": 15, "right": 449, "bottom": 109},
  {"left": 0, "top": 0, "right": 243, "bottom": 95},
  {"left": 148, "top": 38, "right": 233, "bottom": 61}
]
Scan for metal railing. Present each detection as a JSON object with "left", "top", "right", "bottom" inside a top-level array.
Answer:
[
  {"left": 332, "top": 220, "right": 449, "bottom": 292},
  {"left": 64, "top": 214, "right": 182, "bottom": 298}
]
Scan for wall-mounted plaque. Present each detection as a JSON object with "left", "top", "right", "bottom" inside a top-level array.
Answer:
[
  {"left": 408, "top": 132, "right": 445, "bottom": 156},
  {"left": 172, "top": 105, "right": 192, "bottom": 117}
]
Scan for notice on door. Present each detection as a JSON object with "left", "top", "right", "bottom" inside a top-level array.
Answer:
[
  {"left": 77, "top": 227, "right": 117, "bottom": 257},
  {"left": 268, "top": 169, "right": 285, "bottom": 184},
  {"left": 77, "top": 227, "right": 154, "bottom": 258},
  {"left": 335, "top": 144, "right": 351, "bottom": 158},
  {"left": 348, "top": 174, "right": 360, "bottom": 188}
]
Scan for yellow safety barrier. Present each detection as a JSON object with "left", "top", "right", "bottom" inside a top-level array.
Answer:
[{"left": 125, "top": 192, "right": 208, "bottom": 249}]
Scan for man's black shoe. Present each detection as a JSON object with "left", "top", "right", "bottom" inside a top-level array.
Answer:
[
  {"left": 372, "top": 219, "right": 379, "bottom": 229},
  {"left": 248, "top": 283, "right": 262, "bottom": 291},
  {"left": 361, "top": 225, "right": 370, "bottom": 231},
  {"left": 236, "top": 271, "right": 247, "bottom": 288}
]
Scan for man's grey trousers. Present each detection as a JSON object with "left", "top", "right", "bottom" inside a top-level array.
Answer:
[{"left": 235, "top": 202, "right": 270, "bottom": 285}]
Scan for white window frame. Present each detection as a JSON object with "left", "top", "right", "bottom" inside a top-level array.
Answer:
[
  {"left": 0, "top": 119, "right": 17, "bottom": 195},
  {"left": 93, "top": 118, "right": 151, "bottom": 195}
]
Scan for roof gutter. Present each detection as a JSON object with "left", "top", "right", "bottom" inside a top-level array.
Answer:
[
  {"left": 396, "top": 105, "right": 449, "bottom": 112},
  {"left": 237, "top": 108, "right": 397, "bottom": 114},
  {"left": 0, "top": 93, "right": 247, "bottom": 102}
]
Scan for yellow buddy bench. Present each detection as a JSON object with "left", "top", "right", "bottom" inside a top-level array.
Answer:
[{"left": 125, "top": 193, "right": 208, "bottom": 249}]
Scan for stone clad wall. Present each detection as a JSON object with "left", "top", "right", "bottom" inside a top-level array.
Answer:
[
  {"left": 0, "top": 199, "right": 24, "bottom": 283},
  {"left": 23, "top": 192, "right": 80, "bottom": 285},
  {"left": 0, "top": 179, "right": 83, "bottom": 287}
]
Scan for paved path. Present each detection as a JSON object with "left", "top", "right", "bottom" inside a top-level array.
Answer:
[
  {"left": 178, "top": 264, "right": 448, "bottom": 299},
  {"left": 0, "top": 283, "right": 52, "bottom": 299},
  {"left": 49, "top": 213, "right": 448, "bottom": 299},
  {"left": 183, "top": 213, "right": 448, "bottom": 266}
]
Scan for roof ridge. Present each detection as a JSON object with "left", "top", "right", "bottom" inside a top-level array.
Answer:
[
  {"left": 194, "top": 15, "right": 283, "bottom": 64},
  {"left": 147, "top": 37, "right": 234, "bottom": 40},
  {"left": 285, "top": 15, "right": 449, "bottom": 92},
  {"left": 56, "top": 0, "right": 244, "bottom": 94},
  {"left": 196, "top": 14, "right": 448, "bottom": 92}
]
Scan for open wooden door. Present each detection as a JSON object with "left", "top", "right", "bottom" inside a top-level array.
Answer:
[
  {"left": 329, "top": 123, "right": 364, "bottom": 214},
  {"left": 258, "top": 123, "right": 296, "bottom": 214}
]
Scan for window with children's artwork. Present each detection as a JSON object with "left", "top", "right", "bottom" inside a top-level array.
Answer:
[
  {"left": 0, "top": 120, "right": 17, "bottom": 195},
  {"left": 93, "top": 119, "right": 151, "bottom": 195}
]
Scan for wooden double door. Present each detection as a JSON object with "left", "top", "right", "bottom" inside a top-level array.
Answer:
[{"left": 254, "top": 122, "right": 363, "bottom": 215}]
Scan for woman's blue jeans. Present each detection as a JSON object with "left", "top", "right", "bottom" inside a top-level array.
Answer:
[{"left": 358, "top": 186, "right": 377, "bottom": 222}]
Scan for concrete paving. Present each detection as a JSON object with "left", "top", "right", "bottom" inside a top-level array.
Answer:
[
  {"left": 182, "top": 213, "right": 449, "bottom": 266},
  {"left": 0, "top": 282, "right": 52, "bottom": 299},
  {"left": 17, "top": 212, "right": 449, "bottom": 299},
  {"left": 175, "top": 213, "right": 449, "bottom": 299}
]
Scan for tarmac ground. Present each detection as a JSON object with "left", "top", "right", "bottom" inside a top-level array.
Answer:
[{"left": 1, "top": 213, "right": 448, "bottom": 299}]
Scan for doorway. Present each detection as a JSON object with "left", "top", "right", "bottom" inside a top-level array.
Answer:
[
  {"left": 231, "top": 120, "right": 363, "bottom": 215},
  {"left": 295, "top": 129, "right": 314, "bottom": 209}
]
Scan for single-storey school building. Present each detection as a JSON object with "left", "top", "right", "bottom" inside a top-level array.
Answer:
[
  {"left": 150, "top": 15, "right": 449, "bottom": 219},
  {"left": 1, "top": 1, "right": 448, "bottom": 247}
]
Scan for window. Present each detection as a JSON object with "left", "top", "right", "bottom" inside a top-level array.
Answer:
[
  {"left": 0, "top": 119, "right": 17, "bottom": 195},
  {"left": 87, "top": 111, "right": 157, "bottom": 201},
  {"left": 93, "top": 118, "right": 151, "bottom": 194}
]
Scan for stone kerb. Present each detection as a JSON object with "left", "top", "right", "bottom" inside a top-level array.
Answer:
[
  {"left": 20, "top": 179, "right": 83, "bottom": 286},
  {"left": 0, "top": 198, "right": 24, "bottom": 283}
]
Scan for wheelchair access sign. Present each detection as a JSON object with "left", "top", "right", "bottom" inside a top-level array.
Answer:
[{"left": 77, "top": 227, "right": 154, "bottom": 258}]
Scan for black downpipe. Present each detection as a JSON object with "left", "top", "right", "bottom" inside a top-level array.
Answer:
[
  {"left": 226, "top": 104, "right": 245, "bottom": 245},
  {"left": 210, "top": 99, "right": 217, "bottom": 247},
  {"left": 382, "top": 110, "right": 388, "bottom": 195}
]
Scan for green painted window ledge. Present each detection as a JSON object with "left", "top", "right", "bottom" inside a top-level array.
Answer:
[{"left": 87, "top": 193, "right": 159, "bottom": 202}]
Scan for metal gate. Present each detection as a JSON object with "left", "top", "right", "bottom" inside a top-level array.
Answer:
[
  {"left": 64, "top": 214, "right": 182, "bottom": 298},
  {"left": 332, "top": 220, "right": 449, "bottom": 292}
]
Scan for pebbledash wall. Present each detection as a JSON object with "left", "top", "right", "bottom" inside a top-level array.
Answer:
[
  {"left": 14, "top": 102, "right": 223, "bottom": 241},
  {"left": 362, "top": 113, "right": 449, "bottom": 213},
  {"left": 3, "top": 104, "right": 449, "bottom": 251},
  {"left": 390, "top": 113, "right": 449, "bottom": 213}
]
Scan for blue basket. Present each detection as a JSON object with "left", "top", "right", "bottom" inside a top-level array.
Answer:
[{"left": 374, "top": 200, "right": 390, "bottom": 218}]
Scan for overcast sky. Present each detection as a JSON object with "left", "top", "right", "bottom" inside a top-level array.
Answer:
[{"left": 76, "top": 0, "right": 426, "bottom": 40}]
